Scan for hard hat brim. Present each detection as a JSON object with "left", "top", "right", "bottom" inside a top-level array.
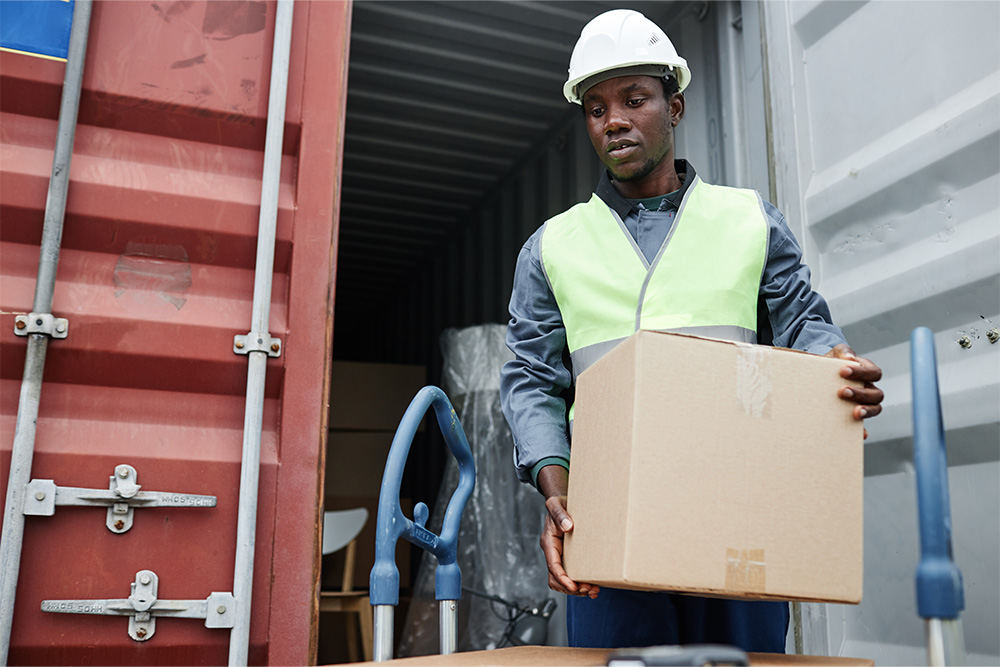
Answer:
[{"left": 564, "top": 60, "right": 690, "bottom": 104}]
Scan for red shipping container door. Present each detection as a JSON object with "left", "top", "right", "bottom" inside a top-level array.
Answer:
[{"left": 0, "top": 1, "right": 350, "bottom": 664}]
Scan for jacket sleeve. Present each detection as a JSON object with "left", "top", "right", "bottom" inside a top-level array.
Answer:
[
  {"left": 499, "top": 228, "right": 573, "bottom": 486},
  {"left": 759, "top": 202, "right": 848, "bottom": 354}
]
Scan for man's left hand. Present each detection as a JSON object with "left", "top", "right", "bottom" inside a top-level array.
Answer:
[{"left": 825, "top": 344, "right": 884, "bottom": 439}]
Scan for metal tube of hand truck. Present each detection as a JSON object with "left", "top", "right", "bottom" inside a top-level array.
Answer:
[
  {"left": 227, "top": 1, "right": 294, "bottom": 665},
  {"left": 439, "top": 600, "right": 458, "bottom": 654},
  {"left": 0, "top": 3, "right": 93, "bottom": 664},
  {"left": 373, "top": 605, "right": 394, "bottom": 662},
  {"left": 927, "top": 618, "right": 966, "bottom": 667},
  {"left": 910, "top": 327, "right": 966, "bottom": 667}
]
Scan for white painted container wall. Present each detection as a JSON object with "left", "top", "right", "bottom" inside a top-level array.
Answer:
[{"left": 760, "top": 1, "right": 1000, "bottom": 664}]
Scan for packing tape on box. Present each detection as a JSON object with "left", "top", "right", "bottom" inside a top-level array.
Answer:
[
  {"left": 725, "top": 547, "right": 767, "bottom": 593},
  {"left": 736, "top": 345, "right": 772, "bottom": 419}
]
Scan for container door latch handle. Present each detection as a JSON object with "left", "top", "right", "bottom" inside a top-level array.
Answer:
[
  {"left": 22, "top": 464, "right": 217, "bottom": 533},
  {"left": 41, "top": 570, "right": 236, "bottom": 641}
]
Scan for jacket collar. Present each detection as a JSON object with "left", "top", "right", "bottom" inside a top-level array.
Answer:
[{"left": 595, "top": 159, "right": 696, "bottom": 218}]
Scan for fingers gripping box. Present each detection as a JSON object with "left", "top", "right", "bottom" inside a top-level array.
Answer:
[{"left": 563, "top": 331, "right": 864, "bottom": 603}]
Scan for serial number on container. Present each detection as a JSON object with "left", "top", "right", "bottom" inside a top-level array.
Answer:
[{"left": 41, "top": 601, "right": 104, "bottom": 614}]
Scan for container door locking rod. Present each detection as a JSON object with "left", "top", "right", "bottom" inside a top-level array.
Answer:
[
  {"left": 22, "top": 464, "right": 217, "bottom": 533},
  {"left": 41, "top": 570, "right": 235, "bottom": 642},
  {"left": 0, "top": 2, "right": 93, "bottom": 662},
  {"left": 370, "top": 386, "right": 476, "bottom": 662},
  {"left": 227, "top": 0, "right": 294, "bottom": 664}
]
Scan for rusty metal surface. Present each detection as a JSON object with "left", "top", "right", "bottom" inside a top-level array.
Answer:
[{"left": 0, "top": 1, "right": 349, "bottom": 664}]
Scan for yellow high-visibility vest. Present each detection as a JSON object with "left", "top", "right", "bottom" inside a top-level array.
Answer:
[{"left": 540, "top": 175, "right": 769, "bottom": 387}]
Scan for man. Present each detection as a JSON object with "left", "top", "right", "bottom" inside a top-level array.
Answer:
[{"left": 499, "top": 9, "right": 884, "bottom": 654}]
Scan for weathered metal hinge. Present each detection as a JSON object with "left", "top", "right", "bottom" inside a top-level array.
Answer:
[
  {"left": 23, "top": 464, "right": 216, "bottom": 533},
  {"left": 41, "top": 570, "right": 235, "bottom": 641}
]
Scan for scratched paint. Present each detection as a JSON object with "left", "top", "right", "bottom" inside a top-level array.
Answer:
[
  {"left": 150, "top": 1, "right": 194, "bottom": 24},
  {"left": 113, "top": 242, "right": 192, "bottom": 316},
  {"left": 832, "top": 221, "right": 896, "bottom": 254},
  {"left": 202, "top": 1, "right": 266, "bottom": 41},
  {"left": 170, "top": 53, "right": 207, "bottom": 70},
  {"left": 240, "top": 78, "right": 257, "bottom": 102}
]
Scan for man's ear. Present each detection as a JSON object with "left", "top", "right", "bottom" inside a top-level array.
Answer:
[{"left": 670, "top": 93, "right": 685, "bottom": 127}]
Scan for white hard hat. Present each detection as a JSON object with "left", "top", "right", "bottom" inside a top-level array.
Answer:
[{"left": 564, "top": 9, "right": 691, "bottom": 105}]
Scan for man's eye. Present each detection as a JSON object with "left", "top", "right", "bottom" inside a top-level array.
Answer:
[
  {"left": 589, "top": 107, "right": 605, "bottom": 118},
  {"left": 626, "top": 98, "right": 645, "bottom": 107}
]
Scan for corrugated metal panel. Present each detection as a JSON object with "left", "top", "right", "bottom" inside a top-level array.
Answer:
[
  {"left": 0, "top": 1, "right": 349, "bottom": 663},
  {"left": 762, "top": 1, "right": 999, "bottom": 663}
]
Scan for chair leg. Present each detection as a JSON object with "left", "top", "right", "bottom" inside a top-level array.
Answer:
[
  {"left": 358, "top": 596, "right": 373, "bottom": 662},
  {"left": 345, "top": 613, "right": 359, "bottom": 663}
]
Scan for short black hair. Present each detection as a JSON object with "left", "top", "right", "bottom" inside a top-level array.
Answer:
[{"left": 661, "top": 75, "right": 680, "bottom": 99}]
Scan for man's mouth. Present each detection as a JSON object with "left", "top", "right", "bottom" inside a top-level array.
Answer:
[{"left": 607, "top": 140, "right": 638, "bottom": 159}]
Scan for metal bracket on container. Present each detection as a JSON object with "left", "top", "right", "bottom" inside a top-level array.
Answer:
[
  {"left": 14, "top": 312, "right": 68, "bottom": 338},
  {"left": 233, "top": 331, "right": 281, "bottom": 357},
  {"left": 23, "top": 464, "right": 217, "bottom": 533},
  {"left": 41, "top": 570, "right": 236, "bottom": 642}
]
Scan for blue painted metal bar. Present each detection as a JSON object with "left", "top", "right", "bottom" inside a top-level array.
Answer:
[
  {"left": 910, "top": 326, "right": 966, "bottom": 666},
  {"left": 370, "top": 386, "right": 475, "bottom": 660}
]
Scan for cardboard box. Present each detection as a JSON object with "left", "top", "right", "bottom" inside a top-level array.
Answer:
[
  {"left": 326, "top": 431, "right": 394, "bottom": 498},
  {"left": 329, "top": 361, "right": 427, "bottom": 431},
  {"left": 563, "top": 331, "right": 864, "bottom": 603}
]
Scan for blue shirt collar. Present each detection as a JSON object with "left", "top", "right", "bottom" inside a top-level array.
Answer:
[{"left": 595, "top": 159, "right": 696, "bottom": 218}]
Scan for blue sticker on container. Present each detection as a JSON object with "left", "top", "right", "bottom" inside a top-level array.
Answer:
[{"left": 1, "top": 0, "right": 75, "bottom": 62}]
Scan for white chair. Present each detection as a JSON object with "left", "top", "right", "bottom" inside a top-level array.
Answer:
[{"left": 320, "top": 508, "right": 372, "bottom": 662}]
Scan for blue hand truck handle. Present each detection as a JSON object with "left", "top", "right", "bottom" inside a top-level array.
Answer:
[
  {"left": 910, "top": 327, "right": 964, "bottom": 619},
  {"left": 370, "top": 386, "right": 476, "bottom": 606}
]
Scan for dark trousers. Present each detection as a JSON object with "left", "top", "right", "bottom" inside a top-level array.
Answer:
[{"left": 567, "top": 588, "right": 789, "bottom": 653}]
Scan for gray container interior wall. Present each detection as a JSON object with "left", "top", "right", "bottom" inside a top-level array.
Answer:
[{"left": 354, "top": 108, "right": 599, "bottom": 368}]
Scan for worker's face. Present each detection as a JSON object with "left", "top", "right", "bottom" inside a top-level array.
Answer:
[{"left": 582, "top": 75, "right": 684, "bottom": 188}]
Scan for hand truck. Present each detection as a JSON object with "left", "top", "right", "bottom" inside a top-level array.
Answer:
[
  {"left": 369, "top": 386, "right": 476, "bottom": 662},
  {"left": 910, "top": 327, "right": 966, "bottom": 667}
]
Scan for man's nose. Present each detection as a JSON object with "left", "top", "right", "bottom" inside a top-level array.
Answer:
[{"left": 604, "top": 106, "right": 631, "bottom": 133}]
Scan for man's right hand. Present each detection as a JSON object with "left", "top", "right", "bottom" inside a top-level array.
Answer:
[{"left": 537, "top": 465, "right": 600, "bottom": 599}]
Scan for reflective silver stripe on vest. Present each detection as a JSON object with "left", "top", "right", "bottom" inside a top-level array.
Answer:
[
  {"left": 570, "top": 325, "right": 757, "bottom": 380},
  {"left": 609, "top": 208, "right": 650, "bottom": 270},
  {"left": 569, "top": 337, "right": 629, "bottom": 382}
]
